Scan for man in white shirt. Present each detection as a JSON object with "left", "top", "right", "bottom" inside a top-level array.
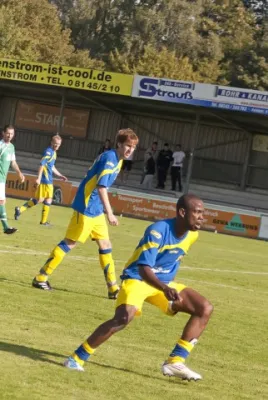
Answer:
[{"left": 171, "top": 144, "right": 185, "bottom": 192}]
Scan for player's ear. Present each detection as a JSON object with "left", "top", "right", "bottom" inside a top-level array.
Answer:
[{"left": 178, "top": 207, "right": 186, "bottom": 218}]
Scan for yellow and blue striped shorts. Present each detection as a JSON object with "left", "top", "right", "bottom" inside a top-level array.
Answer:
[
  {"left": 116, "top": 279, "right": 186, "bottom": 316},
  {"left": 35, "top": 184, "right": 53, "bottom": 199},
  {"left": 65, "top": 211, "right": 109, "bottom": 243}
]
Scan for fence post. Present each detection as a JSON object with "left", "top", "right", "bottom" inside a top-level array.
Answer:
[
  {"left": 58, "top": 89, "right": 66, "bottom": 134},
  {"left": 240, "top": 133, "right": 253, "bottom": 190}
]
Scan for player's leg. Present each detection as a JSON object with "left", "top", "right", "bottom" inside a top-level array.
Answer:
[
  {"left": 40, "top": 185, "right": 53, "bottom": 225},
  {"left": 171, "top": 167, "right": 176, "bottom": 190},
  {"left": 165, "top": 286, "right": 213, "bottom": 380},
  {"left": 14, "top": 184, "right": 43, "bottom": 220},
  {"left": 64, "top": 279, "right": 152, "bottom": 370},
  {"left": 40, "top": 198, "right": 52, "bottom": 225},
  {"left": 147, "top": 283, "right": 213, "bottom": 380},
  {"left": 64, "top": 304, "right": 137, "bottom": 371},
  {"left": 92, "top": 214, "right": 119, "bottom": 298},
  {"left": 0, "top": 184, "right": 17, "bottom": 234},
  {"left": 178, "top": 167, "right": 182, "bottom": 192},
  {"left": 32, "top": 210, "right": 89, "bottom": 290}
]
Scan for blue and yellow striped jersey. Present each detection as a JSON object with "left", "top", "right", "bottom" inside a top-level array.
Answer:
[
  {"left": 72, "top": 149, "right": 122, "bottom": 217},
  {"left": 40, "top": 147, "right": 57, "bottom": 184},
  {"left": 121, "top": 219, "right": 198, "bottom": 284}
]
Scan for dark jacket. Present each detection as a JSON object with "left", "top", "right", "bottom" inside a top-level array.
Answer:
[
  {"left": 157, "top": 149, "right": 173, "bottom": 170},
  {"left": 145, "top": 156, "right": 155, "bottom": 175}
]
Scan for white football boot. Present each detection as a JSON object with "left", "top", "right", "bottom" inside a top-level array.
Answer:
[{"left": 162, "top": 362, "right": 202, "bottom": 381}]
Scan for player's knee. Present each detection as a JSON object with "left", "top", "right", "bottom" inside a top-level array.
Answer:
[
  {"left": 64, "top": 238, "right": 77, "bottom": 249},
  {"left": 98, "top": 239, "right": 112, "bottom": 250},
  {"left": 200, "top": 299, "right": 213, "bottom": 320}
]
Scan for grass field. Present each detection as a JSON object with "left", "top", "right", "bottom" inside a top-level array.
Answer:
[{"left": 1, "top": 198, "right": 268, "bottom": 400}]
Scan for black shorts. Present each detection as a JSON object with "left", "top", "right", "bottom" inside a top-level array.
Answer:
[{"left": 122, "top": 160, "right": 133, "bottom": 171}]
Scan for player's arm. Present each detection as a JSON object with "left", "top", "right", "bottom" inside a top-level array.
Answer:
[
  {"left": 97, "top": 186, "right": 118, "bottom": 226},
  {"left": 11, "top": 160, "right": 25, "bottom": 183},
  {"left": 137, "top": 227, "right": 180, "bottom": 301},
  {"left": 35, "top": 165, "right": 44, "bottom": 186},
  {"left": 139, "top": 266, "right": 180, "bottom": 301},
  {"left": 52, "top": 166, "right": 68, "bottom": 181}
]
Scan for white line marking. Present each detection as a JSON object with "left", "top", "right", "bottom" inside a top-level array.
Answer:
[
  {"left": 182, "top": 278, "right": 268, "bottom": 294},
  {"left": 181, "top": 266, "right": 268, "bottom": 275}
]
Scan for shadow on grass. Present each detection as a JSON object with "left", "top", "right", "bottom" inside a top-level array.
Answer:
[
  {"left": 0, "top": 341, "right": 65, "bottom": 367},
  {"left": 90, "top": 360, "right": 188, "bottom": 386},
  {"left": 0, "top": 278, "right": 106, "bottom": 299}
]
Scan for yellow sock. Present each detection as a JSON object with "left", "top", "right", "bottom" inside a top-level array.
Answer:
[
  {"left": 99, "top": 248, "right": 118, "bottom": 293},
  {"left": 41, "top": 203, "right": 50, "bottom": 224},
  {"left": 35, "top": 240, "right": 71, "bottom": 281},
  {"left": 20, "top": 198, "right": 38, "bottom": 213},
  {"left": 73, "top": 341, "right": 96, "bottom": 366},
  {"left": 167, "top": 338, "right": 197, "bottom": 364}
]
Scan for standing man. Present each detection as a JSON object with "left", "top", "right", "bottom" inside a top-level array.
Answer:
[
  {"left": 63, "top": 194, "right": 213, "bottom": 381},
  {"left": 32, "top": 128, "right": 139, "bottom": 300},
  {"left": 156, "top": 143, "right": 173, "bottom": 189},
  {"left": 15, "top": 135, "right": 67, "bottom": 226},
  {"left": 0, "top": 124, "right": 25, "bottom": 234},
  {"left": 171, "top": 144, "right": 185, "bottom": 192}
]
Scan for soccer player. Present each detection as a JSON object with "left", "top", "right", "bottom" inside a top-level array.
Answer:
[
  {"left": 32, "top": 128, "right": 139, "bottom": 300},
  {"left": 64, "top": 194, "right": 213, "bottom": 381},
  {"left": 14, "top": 135, "right": 67, "bottom": 225},
  {"left": 0, "top": 125, "right": 25, "bottom": 234}
]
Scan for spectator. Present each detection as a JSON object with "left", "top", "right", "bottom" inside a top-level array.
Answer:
[
  {"left": 141, "top": 141, "right": 158, "bottom": 184},
  {"left": 141, "top": 152, "right": 155, "bottom": 190},
  {"left": 144, "top": 141, "right": 158, "bottom": 164},
  {"left": 171, "top": 144, "right": 185, "bottom": 192},
  {"left": 156, "top": 143, "right": 173, "bottom": 189},
  {"left": 120, "top": 151, "right": 134, "bottom": 184},
  {"left": 98, "top": 139, "right": 111, "bottom": 155}
]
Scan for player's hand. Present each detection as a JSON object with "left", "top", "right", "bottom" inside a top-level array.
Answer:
[
  {"left": 163, "top": 286, "right": 181, "bottom": 301},
  {"left": 34, "top": 178, "right": 40, "bottom": 188},
  {"left": 19, "top": 173, "right": 25, "bottom": 183},
  {"left": 60, "top": 175, "right": 68, "bottom": 182},
  {"left": 107, "top": 213, "right": 119, "bottom": 226}
]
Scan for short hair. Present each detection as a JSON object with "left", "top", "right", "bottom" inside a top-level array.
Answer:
[
  {"left": 164, "top": 143, "right": 169, "bottom": 146},
  {"left": 51, "top": 134, "right": 62, "bottom": 142},
  {"left": 3, "top": 124, "right": 15, "bottom": 132},
  {"left": 116, "top": 128, "right": 139, "bottom": 145},
  {"left": 153, "top": 141, "right": 158, "bottom": 145},
  {"left": 176, "top": 144, "right": 181, "bottom": 147},
  {"left": 176, "top": 194, "right": 202, "bottom": 211}
]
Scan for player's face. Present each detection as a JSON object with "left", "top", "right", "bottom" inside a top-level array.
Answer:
[
  {"left": 2, "top": 128, "right": 15, "bottom": 143},
  {"left": 185, "top": 200, "right": 204, "bottom": 231},
  {"left": 118, "top": 139, "right": 137, "bottom": 159},
  {"left": 51, "top": 139, "right": 62, "bottom": 151}
]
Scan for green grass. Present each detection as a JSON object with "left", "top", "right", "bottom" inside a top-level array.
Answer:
[{"left": 1, "top": 198, "right": 268, "bottom": 400}]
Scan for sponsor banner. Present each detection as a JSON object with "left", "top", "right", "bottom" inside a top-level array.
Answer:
[
  {"left": 15, "top": 100, "right": 89, "bottom": 137},
  {"left": 132, "top": 75, "right": 268, "bottom": 115},
  {"left": 5, "top": 177, "right": 261, "bottom": 239},
  {"left": 252, "top": 134, "right": 268, "bottom": 152},
  {"left": 6, "top": 172, "right": 74, "bottom": 206},
  {"left": 0, "top": 58, "right": 133, "bottom": 96},
  {"left": 109, "top": 192, "right": 261, "bottom": 239}
]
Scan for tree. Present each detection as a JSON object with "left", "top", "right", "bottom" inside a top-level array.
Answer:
[{"left": 0, "top": 0, "right": 102, "bottom": 68}]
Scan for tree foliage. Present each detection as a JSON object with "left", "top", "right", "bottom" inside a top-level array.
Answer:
[{"left": 1, "top": 0, "right": 267, "bottom": 89}]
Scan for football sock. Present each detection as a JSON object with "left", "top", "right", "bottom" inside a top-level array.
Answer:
[
  {"left": 0, "top": 204, "right": 9, "bottom": 231},
  {"left": 41, "top": 201, "right": 51, "bottom": 224},
  {"left": 99, "top": 248, "right": 118, "bottom": 293},
  {"left": 167, "top": 338, "right": 198, "bottom": 364},
  {"left": 35, "top": 240, "right": 71, "bottom": 281},
  {"left": 20, "top": 198, "right": 38, "bottom": 213},
  {"left": 72, "top": 341, "right": 95, "bottom": 366}
]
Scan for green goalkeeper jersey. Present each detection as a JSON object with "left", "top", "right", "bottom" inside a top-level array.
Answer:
[{"left": 0, "top": 140, "right": 16, "bottom": 183}]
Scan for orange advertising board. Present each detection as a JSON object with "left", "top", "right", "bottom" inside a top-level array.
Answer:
[
  {"left": 15, "top": 100, "right": 89, "bottom": 137},
  {"left": 108, "top": 192, "right": 261, "bottom": 239},
  {"left": 5, "top": 176, "right": 261, "bottom": 239},
  {"left": 6, "top": 172, "right": 74, "bottom": 206}
]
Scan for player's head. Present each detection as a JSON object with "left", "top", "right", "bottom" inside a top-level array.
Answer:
[
  {"left": 176, "top": 194, "right": 204, "bottom": 232},
  {"left": 152, "top": 141, "right": 158, "bottom": 150},
  {"left": 51, "top": 134, "right": 62, "bottom": 151},
  {"left": 116, "top": 128, "right": 139, "bottom": 160},
  {"left": 176, "top": 144, "right": 182, "bottom": 151},
  {"left": 2, "top": 124, "right": 15, "bottom": 143}
]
